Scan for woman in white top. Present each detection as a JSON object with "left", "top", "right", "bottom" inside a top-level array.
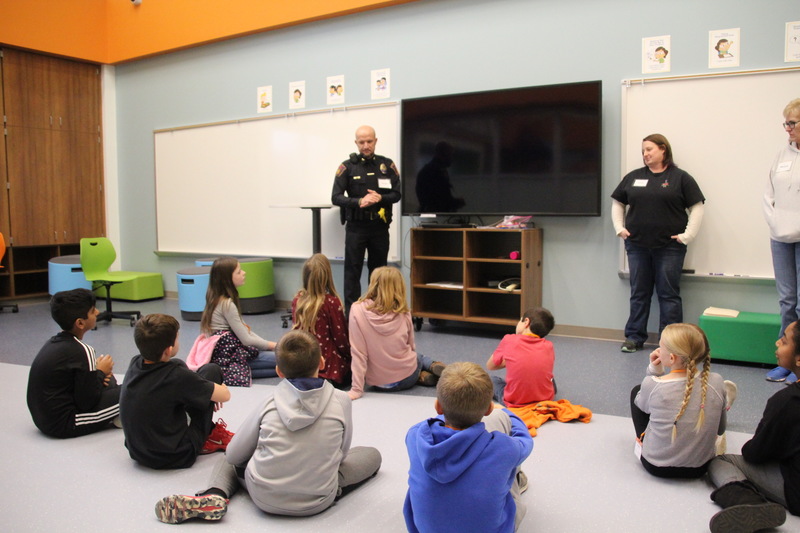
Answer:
[{"left": 763, "top": 98, "right": 800, "bottom": 384}]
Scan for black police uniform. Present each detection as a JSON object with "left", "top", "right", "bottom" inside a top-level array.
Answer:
[{"left": 331, "top": 153, "right": 401, "bottom": 313}]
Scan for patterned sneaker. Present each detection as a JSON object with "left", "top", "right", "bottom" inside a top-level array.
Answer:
[
  {"left": 155, "top": 494, "right": 228, "bottom": 524},
  {"left": 620, "top": 339, "right": 643, "bottom": 353},
  {"left": 430, "top": 361, "right": 446, "bottom": 377},
  {"left": 200, "top": 419, "right": 234, "bottom": 455}
]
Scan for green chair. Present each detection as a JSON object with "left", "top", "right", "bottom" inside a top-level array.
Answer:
[{"left": 80, "top": 237, "right": 148, "bottom": 326}]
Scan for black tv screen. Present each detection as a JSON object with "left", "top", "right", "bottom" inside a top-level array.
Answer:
[{"left": 401, "top": 81, "right": 602, "bottom": 217}]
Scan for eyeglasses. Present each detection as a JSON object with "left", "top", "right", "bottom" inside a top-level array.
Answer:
[{"left": 783, "top": 121, "right": 798, "bottom": 130}]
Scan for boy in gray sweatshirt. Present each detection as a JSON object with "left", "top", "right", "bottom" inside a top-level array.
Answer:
[{"left": 155, "top": 329, "right": 382, "bottom": 523}]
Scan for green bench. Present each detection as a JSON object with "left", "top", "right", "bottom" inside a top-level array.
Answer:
[{"left": 698, "top": 311, "right": 781, "bottom": 365}]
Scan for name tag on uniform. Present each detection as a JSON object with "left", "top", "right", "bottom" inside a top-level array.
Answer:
[
  {"left": 633, "top": 179, "right": 648, "bottom": 187},
  {"left": 378, "top": 178, "right": 391, "bottom": 189},
  {"left": 777, "top": 161, "right": 793, "bottom": 172}
]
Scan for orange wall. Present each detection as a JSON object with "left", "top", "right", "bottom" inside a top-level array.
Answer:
[
  {"left": 0, "top": 1, "right": 108, "bottom": 63},
  {"left": 0, "top": 0, "right": 418, "bottom": 64}
]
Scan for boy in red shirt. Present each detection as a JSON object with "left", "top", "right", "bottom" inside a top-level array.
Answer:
[{"left": 486, "top": 307, "right": 556, "bottom": 407}]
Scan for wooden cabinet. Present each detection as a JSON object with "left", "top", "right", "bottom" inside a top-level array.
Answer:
[
  {"left": 410, "top": 228, "right": 543, "bottom": 327},
  {"left": 3, "top": 49, "right": 101, "bottom": 133},
  {"left": 0, "top": 64, "right": 10, "bottom": 241},
  {"left": 0, "top": 48, "right": 104, "bottom": 299}
]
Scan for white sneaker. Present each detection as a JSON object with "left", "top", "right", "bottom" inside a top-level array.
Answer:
[
  {"left": 715, "top": 433, "right": 727, "bottom": 455},
  {"left": 724, "top": 380, "right": 738, "bottom": 411}
]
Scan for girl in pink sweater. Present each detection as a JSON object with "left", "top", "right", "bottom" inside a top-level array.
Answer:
[{"left": 348, "top": 266, "right": 445, "bottom": 400}]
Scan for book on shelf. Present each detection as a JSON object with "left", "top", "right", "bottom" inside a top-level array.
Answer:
[
  {"left": 425, "top": 281, "right": 464, "bottom": 289},
  {"left": 702, "top": 306, "right": 740, "bottom": 318}
]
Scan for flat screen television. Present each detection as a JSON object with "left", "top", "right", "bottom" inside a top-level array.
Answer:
[{"left": 401, "top": 81, "right": 602, "bottom": 217}]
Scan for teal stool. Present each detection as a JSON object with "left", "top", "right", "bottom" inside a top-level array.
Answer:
[
  {"left": 177, "top": 266, "right": 211, "bottom": 321},
  {"left": 698, "top": 312, "right": 781, "bottom": 365},
  {"left": 49, "top": 255, "right": 92, "bottom": 294},
  {"left": 195, "top": 257, "right": 275, "bottom": 314}
]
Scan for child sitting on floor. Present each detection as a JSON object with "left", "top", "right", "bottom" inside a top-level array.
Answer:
[
  {"left": 404, "top": 362, "right": 533, "bottom": 533},
  {"left": 348, "top": 266, "right": 445, "bottom": 400},
  {"left": 27, "top": 288, "right": 121, "bottom": 438},
  {"left": 120, "top": 313, "right": 232, "bottom": 469},
  {"left": 486, "top": 307, "right": 556, "bottom": 406},
  {"left": 705, "top": 319, "right": 800, "bottom": 532},
  {"left": 200, "top": 257, "right": 278, "bottom": 386},
  {"left": 631, "top": 323, "right": 733, "bottom": 478},
  {"left": 292, "top": 253, "right": 351, "bottom": 388},
  {"left": 155, "top": 330, "right": 382, "bottom": 524}
]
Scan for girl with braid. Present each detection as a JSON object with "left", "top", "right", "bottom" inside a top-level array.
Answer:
[{"left": 630, "top": 323, "right": 734, "bottom": 478}]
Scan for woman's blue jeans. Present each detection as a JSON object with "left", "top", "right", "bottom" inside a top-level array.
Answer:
[
  {"left": 770, "top": 239, "right": 800, "bottom": 337},
  {"left": 624, "top": 240, "right": 687, "bottom": 344}
]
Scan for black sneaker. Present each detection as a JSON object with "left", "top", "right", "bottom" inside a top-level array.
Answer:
[
  {"left": 709, "top": 502, "right": 786, "bottom": 533},
  {"left": 621, "top": 339, "right": 643, "bottom": 353}
]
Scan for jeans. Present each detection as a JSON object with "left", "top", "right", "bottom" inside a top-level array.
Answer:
[
  {"left": 770, "top": 239, "right": 800, "bottom": 337},
  {"left": 372, "top": 353, "right": 435, "bottom": 392},
  {"left": 492, "top": 375, "right": 557, "bottom": 405},
  {"left": 248, "top": 352, "right": 278, "bottom": 379},
  {"left": 624, "top": 240, "right": 687, "bottom": 344}
]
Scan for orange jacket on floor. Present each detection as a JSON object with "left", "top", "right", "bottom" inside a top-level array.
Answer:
[{"left": 509, "top": 399, "right": 592, "bottom": 437}]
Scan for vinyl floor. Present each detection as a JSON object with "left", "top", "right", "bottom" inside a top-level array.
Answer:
[{"left": 2, "top": 297, "right": 797, "bottom": 532}]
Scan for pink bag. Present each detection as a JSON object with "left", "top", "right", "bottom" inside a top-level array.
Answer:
[{"left": 186, "top": 333, "right": 221, "bottom": 371}]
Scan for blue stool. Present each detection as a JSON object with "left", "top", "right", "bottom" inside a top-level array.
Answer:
[
  {"left": 177, "top": 266, "right": 211, "bottom": 321},
  {"left": 49, "top": 255, "right": 92, "bottom": 295}
]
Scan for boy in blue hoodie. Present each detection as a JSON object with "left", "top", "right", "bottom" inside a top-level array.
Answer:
[{"left": 404, "top": 361, "right": 533, "bottom": 533}]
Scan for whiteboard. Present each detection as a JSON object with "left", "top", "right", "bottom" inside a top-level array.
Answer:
[
  {"left": 154, "top": 104, "right": 400, "bottom": 260},
  {"left": 621, "top": 68, "right": 800, "bottom": 278}
]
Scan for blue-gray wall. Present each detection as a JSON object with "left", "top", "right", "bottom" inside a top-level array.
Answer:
[{"left": 113, "top": 0, "right": 797, "bottom": 334}]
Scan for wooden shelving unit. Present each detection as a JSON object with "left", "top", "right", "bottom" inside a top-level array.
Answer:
[
  {"left": 410, "top": 227, "right": 543, "bottom": 328},
  {"left": 1, "top": 244, "right": 80, "bottom": 299}
]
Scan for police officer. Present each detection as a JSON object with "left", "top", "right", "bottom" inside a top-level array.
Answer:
[{"left": 332, "top": 125, "right": 401, "bottom": 314}]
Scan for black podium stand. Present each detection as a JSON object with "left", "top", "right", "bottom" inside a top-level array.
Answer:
[{"left": 300, "top": 205, "right": 332, "bottom": 254}]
